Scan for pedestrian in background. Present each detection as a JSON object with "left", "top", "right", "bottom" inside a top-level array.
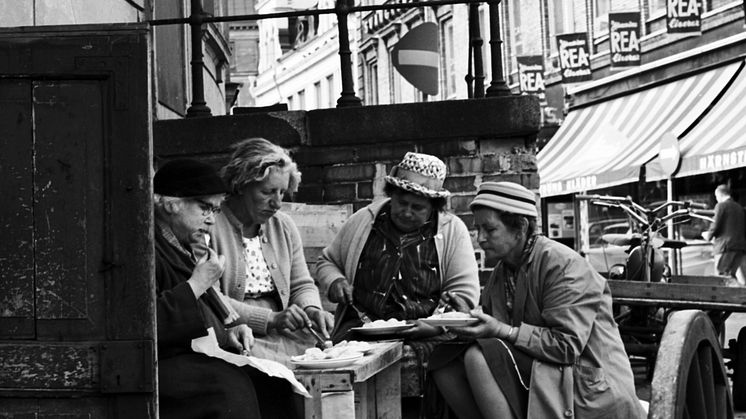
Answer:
[{"left": 703, "top": 184, "right": 746, "bottom": 286}]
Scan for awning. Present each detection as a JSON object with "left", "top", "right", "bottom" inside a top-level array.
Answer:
[
  {"left": 674, "top": 61, "right": 746, "bottom": 177},
  {"left": 538, "top": 61, "right": 742, "bottom": 197}
]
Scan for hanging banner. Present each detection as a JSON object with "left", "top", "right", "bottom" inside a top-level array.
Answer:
[
  {"left": 516, "top": 56, "right": 546, "bottom": 99},
  {"left": 556, "top": 33, "right": 592, "bottom": 83},
  {"left": 666, "top": 0, "right": 701, "bottom": 34},
  {"left": 609, "top": 12, "right": 641, "bottom": 68},
  {"left": 392, "top": 22, "right": 439, "bottom": 95}
]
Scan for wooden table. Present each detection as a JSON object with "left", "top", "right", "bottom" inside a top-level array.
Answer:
[{"left": 293, "top": 341, "right": 403, "bottom": 419}]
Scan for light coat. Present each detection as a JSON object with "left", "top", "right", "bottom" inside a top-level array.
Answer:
[{"left": 485, "top": 236, "right": 644, "bottom": 419}]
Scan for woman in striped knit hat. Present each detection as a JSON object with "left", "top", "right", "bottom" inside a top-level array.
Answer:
[{"left": 430, "top": 181, "right": 643, "bottom": 419}]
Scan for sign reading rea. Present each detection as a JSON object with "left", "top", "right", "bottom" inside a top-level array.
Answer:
[
  {"left": 609, "top": 12, "right": 640, "bottom": 68},
  {"left": 667, "top": 0, "right": 701, "bottom": 34},
  {"left": 517, "top": 55, "right": 545, "bottom": 98},
  {"left": 556, "top": 33, "right": 591, "bottom": 83}
]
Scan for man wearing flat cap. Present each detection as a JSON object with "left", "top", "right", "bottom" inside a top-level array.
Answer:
[{"left": 153, "top": 159, "right": 263, "bottom": 419}]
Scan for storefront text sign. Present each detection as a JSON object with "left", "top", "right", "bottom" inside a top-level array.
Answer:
[
  {"left": 609, "top": 12, "right": 641, "bottom": 68},
  {"left": 517, "top": 56, "right": 546, "bottom": 99},
  {"left": 667, "top": 0, "right": 701, "bottom": 34},
  {"left": 556, "top": 33, "right": 592, "bottom": 83}
]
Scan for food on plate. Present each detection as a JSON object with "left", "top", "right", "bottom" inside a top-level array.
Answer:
[
  {"left": 426, "top": 311, "right": 472, "bottom": 319},
  {"left": 362, "top": 318, "right": 408, "bottom": 328},
  {"left": 291, "top": 340, "right": 370, "bottom": 362}
]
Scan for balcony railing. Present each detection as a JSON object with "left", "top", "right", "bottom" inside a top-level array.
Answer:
[{"left": 149, "top": 0, "right": 511, "bottom": 117}]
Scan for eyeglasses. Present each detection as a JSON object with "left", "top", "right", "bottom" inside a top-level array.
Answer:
[{"left": 192, "top": 199, "right": 222, "bottom": 216}]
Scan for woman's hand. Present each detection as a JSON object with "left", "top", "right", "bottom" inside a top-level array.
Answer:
[
  {"left": 268, "top": 304, "right": 311, "bottom": 332},
  {"left": 439, "top": 291, "right": 472, "bottom": 313},
  {"left": 188, "top": 248, "right": 226, "bottom": 297},
  {"left": 304, "top": 306, "right": 334, "bottom": 338},
  {"left": 446, "top": 308, "right": 512, "bottom": 340},
  {"left": 226, "top": 324, "right": 255, "bottom": 355},
  {"left": 401, "top": 320, "right": 443, "bottom": 339},
  {"left": 328, "top": 277, "right": 353, "bottom": 304}
]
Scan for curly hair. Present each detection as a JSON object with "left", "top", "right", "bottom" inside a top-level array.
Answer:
[{"left": 221, "top": 138, "right": 302, "bottom": 194}]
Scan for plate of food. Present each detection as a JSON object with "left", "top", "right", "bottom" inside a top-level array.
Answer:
[
  {"left": 334, "top": 340, "right": 375, "bottom": 354},
  {"left": 290, "top": 346, "right": 365, "bottom": 369},
  {"left": 420, "top": 311, "right": 480, "bottom": 327},
  {"left": 351, "top": 319, "right": 415, "bottom": 335}
]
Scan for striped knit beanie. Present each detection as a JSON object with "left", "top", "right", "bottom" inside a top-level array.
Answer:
[{"left": 470, "top": 181, "right": 538, "bottom": 217}]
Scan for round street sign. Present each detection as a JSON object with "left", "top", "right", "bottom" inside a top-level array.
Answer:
[
  {"left": 658, "top": 131, "right": 681, "bottom": 177},
  {"left": 392, "top": 22, "right": 439, "bottom": 96}
]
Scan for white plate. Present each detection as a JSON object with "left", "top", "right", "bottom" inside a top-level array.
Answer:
[
  {"left": 419, "top": 317, "right": 480, "bottom": 327},
  {"left": 351, "top": 324, "right": 415, "bottom": 335},
  {"left": 290, "top": 352, "right": 364, "bottom": 369}
]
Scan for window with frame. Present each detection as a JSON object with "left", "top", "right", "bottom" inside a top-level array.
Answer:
[
  {"left": 366, "top": 60, "right": 379, "bottom": 105},
  {"left": 326, "top": 74, "right": 336, "bottom": 108},
  {"left": 440, "top": 17, "right": 456, "bottom": 98},
  {"left": 593, "top": 0, "right": 610, "bottom": 36},
  {"left": 297, "top": 89, "right": 306, "bottom": 110},
  {"left": 546, "top": 0, "right": 575, "bottom": 57},
  {"left": 314, "top": 81, "right": 322, "bottom": 109}
]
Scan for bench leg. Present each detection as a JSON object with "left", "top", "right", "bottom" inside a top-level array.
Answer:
[{"left": 353, "top": 361, "right": 402, "bottom": 419}]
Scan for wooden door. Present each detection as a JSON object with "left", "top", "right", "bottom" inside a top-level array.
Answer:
[{"left": 0, "top": 25, "right": 155, "bottom": 417}]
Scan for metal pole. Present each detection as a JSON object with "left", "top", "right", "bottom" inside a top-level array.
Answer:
[
  {"left": 335, "top": 0, "right": 363, "bottom": 107},
  {"left": 485, "top": 0, "right": 511, "bottom": 97},
  {"left": 186, "top": 0, "right": 212, "bottom": 117},
  {"left": 469, "top": 3, "right": 485, "bottom": 98}
]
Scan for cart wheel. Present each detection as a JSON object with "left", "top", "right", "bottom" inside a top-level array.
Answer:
[
  {"left": 732, "top": 327, "right": 746, "bottom": 410},
  {"left": 649, "top": 310, "right": 734, "bottom": 419}
]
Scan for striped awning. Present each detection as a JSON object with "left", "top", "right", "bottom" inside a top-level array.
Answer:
[
  {"left": 674, "top": 61, "right": 746, "bottom": 178},
  {"left": 538, "top": 61, "right": 742, "bottom": 197}
]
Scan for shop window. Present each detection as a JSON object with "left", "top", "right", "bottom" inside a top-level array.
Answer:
[{"left": 546, "top": 0, "right": 575, "bottom": 60}]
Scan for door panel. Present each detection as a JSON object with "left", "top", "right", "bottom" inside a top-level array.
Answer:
[
  {"left": 33, "top": 81, "right": 106, "bottom": 339},
  {"left": 0, "top": 80, "right": 34, "bottom": 340},
  {"left": 0, "top": 25, "right": 155, "bottom": 417}
]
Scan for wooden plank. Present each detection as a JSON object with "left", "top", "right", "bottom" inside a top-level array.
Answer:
[
  {"left": 32, "top": 81, "right": 106, "bottom": 340},
  {"left": 0, "top": 79, "right": 34, "bottom": 339},
  {"left": 282, "top": 202, "right": 353, "bottom": 247},
  {"left": 608, "top": 280, "right": 746, "bottom": 311},
  {"left": 351, "top": 342, "right": 402, "bottom": 383},
  {"left": 374, "top": 361, "right": 402, "bottom": 419},
  {"left": 0, "top": 342, "right": 99, "bottom": 389}
]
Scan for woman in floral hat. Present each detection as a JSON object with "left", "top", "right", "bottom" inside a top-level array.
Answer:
[{"left": 318, "top": 151, "right": 480, "bottom": 341}]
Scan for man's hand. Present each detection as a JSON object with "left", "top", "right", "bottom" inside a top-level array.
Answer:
[
  {"left": 304, "top": 306, "right": 334, "bottom": 338},
  {"left": 226, "top": 324, "right": 254, "bottom": 355},
  {"left": 328, "top": 277, "right": 353, "bottom": 304},
  {"left": 268, "top": 304, "right": 311, "bottom": 332},
  {"left": 188, "top": 248, "right": 226, "bottom": 297}
]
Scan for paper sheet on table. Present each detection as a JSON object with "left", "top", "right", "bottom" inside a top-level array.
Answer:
[{"left": 191, "top": 328, "right": 310, "bottom": 398}]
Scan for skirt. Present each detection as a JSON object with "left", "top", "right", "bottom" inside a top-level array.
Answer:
[{"left": 429, "top": 338, "right": 533, "bottom": 419}]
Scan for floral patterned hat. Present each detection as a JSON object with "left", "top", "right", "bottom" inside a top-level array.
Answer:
[{"left": 384, "top": 152, "right": 450, "bottom": 199}]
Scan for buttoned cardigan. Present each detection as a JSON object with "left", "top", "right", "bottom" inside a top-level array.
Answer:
[{"left": 211, "top": 206, "right": 323, "bottom": 335}]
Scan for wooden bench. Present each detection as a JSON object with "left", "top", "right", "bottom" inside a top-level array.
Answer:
[{"left": 293, "top": 341, "right": 403, "bottom": 419}]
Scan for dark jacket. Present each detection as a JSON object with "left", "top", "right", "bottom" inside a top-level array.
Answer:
[
  {"left": 708, "top": 198, "right": 746, "bottom": 253},
  {"left": 155, "top": 229, "right": 229, "bottom": 359}
]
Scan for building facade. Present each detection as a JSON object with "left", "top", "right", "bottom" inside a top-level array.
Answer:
[{"left": 250, "top": 0, "right": 350, "bottom": 109}]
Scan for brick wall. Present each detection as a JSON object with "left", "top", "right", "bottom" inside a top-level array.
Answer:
[{"left": 155, "top": 95, "right": 541, "bottom": 266}]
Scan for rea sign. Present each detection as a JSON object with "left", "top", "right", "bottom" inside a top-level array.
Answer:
[
  {"left": 667, "top": 0, "right": 701, "bottom": 33},
  {"left": 609, "top": 12, "right": 640, "bottom": 68},
  {"left": 517, "top": 56, "right": 545, "bottom": 97},
  {"left": 556, "top": 33, "right": 591, "bottom": 83}
]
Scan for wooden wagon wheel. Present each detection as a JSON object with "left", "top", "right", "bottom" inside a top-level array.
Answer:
[{"left": 649, "top": 310, "right": 733, "bottom": 419}]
